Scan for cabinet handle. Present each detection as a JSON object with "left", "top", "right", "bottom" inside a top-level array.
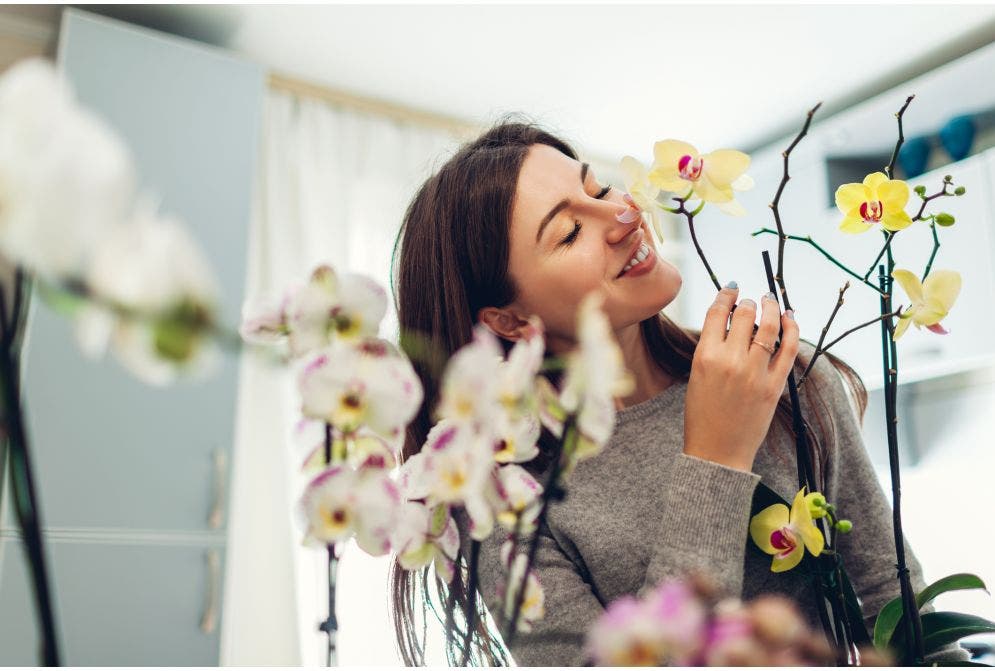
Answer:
[
  {"left": 200, "top": 549, "right": 220, "bottom": 634},
  {"left": 208, "top": 449, "right": 227, "bottom": 530}
]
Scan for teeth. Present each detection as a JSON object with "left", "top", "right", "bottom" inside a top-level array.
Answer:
[{"left": 620, "top": 243, "right": 651, "bottom": 275}]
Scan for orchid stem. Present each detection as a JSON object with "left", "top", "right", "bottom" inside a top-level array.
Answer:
[
  {"left": 885, "top": 95, "right": 915, "bottom": 180},
  {"left": 503, "top": 414, "right": 574, "bottom": 648},
  {"left": 752, "top": 228, "right": 886, "bottom": 297},
  {"left": 459, "top": 541, "right": 481, "bottom": 666},
  {"left": 922, "top": 221, "right": 941, "bottom": 282},
  {"left": 677, "top": 199, "right": 721, "bottom": 292},
  {"left": 797, "top": 308, "right": 903, "bottom": 388}
]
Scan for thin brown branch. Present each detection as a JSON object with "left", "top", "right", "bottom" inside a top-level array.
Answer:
[
  {"left": 885, "top": 95, "right": 915, "bottom": 179},
  {"left": 676, "top": 198, "right": 721, "bottom": 291},
  {"left": 769, "top": 102, "right": 822, "bottom": 312},
  {"left": 797, "top": 306, "right": 904, "bottom": 388}
]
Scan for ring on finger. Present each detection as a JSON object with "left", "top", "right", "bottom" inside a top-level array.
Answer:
[{"left": 750, "top": 337, "right": 776, "bottom": 355}]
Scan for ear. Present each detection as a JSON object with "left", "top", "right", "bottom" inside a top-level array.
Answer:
[{"left": 477, "top": 306, "right": 530, "bottom": 341}]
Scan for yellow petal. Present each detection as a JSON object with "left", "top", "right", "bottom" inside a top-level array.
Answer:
[
  {"left": 772, "top": 542, "right": 805, "bottom": 572},
  {"left": 835, "top": 183, "right": 870, "bottom": 214},
  {"left": 647, "top": 167, "right": 689, "bottom": 194},
  {"left": 864, "top": 172, "right": 889, "bottom": 190},
  {"left": 922, "top": 270, "right": 962, "bottom": 312},
  {"left": 915, "top": 302, "right": 948, "bottom": 326},
  {"left": 693, "top": 171, "right": 734, "bottom": 203},
  {"left": 749, "top": 503, "right": 789, "bottom": 554},
  {"left": 891, "top": 269, "right": 924, "bottom": 305},
  {"left": 653, "top": 139, "right": 699, "bottom": 168},
  {"left": 701, "top": 149, "right": 750, "bottom": 187},
  {"left": 716, "top": 199, "right": 747, "bottom": 216},
  {"left": 620, "top": 155, "right": 649, "bottom": 191},
  {"left": 877, "top": 179, "right": 910, "bottom": 210},
  {"left": 892, "top": 315, "right": 912, "bottom": 340},
  {"left": 839, "top": 210, "right": 872, "bottom": 234},
  {"left": 881, "top": 210, "right": 913, "bottom": 232},
  {"left": 731, "top": 173, "right": 754, "bottom": 191},
  {"left": 789, "top": 488, "right": 825, "bottom": 557}
]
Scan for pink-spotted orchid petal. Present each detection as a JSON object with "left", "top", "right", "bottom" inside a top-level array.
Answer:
[
  {"left": 647, "top": 140, "right": 752, "bottom": 214},
  {"left": 436, "top": 324, "right": 503, "bottom": 427},
  {"left": 497, "top": 550, "right": 545, "bottom": 632},
  {"left": 297, "top": 465, "right": 359, "bottom": 546},
  {"left": 891, "top": 269, "right": 961, "bottom": 341}
]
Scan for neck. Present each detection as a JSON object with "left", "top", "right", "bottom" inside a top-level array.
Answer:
[{"left": 613, "top": 321, "right": 674, "bottom": 410}]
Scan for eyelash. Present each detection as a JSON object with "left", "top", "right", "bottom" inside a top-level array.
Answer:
[{"left": 560, "top": 184, "right": 612, "bottom": 246}]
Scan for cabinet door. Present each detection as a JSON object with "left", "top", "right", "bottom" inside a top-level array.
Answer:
[{"left": 0, "top": 536, "right": 225, "bottom": 665}]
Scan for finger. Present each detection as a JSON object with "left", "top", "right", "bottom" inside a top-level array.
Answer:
[
  {"left": 770, "top": 311, "right": 800, "bottom": 377},
  {"left": 748, "top": 292, "right": 782, "bottom": 363},
  {"left": 727, "top": 296, "right": 758, "bottom": 352},
  {"left": 699, "top": 282, "right": 739, "bottom": 347}
]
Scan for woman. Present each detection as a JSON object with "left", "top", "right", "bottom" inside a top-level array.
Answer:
[{"left": 388, "top": 120, "right": 941, "bottom": 666}]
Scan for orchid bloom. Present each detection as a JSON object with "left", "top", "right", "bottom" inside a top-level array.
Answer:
[
  {"left": 557, "top": 292, "right": 634, "bottom": 457},
  {"left": 491, "top": 412, "right": 540, "bottom": 464},
  {"left": 490, "top": 463, "right": 543, "bottom": 533},
  {"left": 647, "top": 140, "right": 753, "bottom": 216},
  {"left": 498, "top": 540, "right": 545, "bottom": 632},
  {"left": 0, "top": 58, "right": 135, "bottom": 280},
  {"left": 835, "top": 172, "right": 913, "bottom": 233},
  {"left": 495, "top": 316, "right": 545, "bottom": 421},
  {"left": 390, "top": 501, "right": 460, "bottom": 582},
  {"left": 749, "top": 487, "right": 825, "bottom": 572},
  {"left": 891, "top": 269, "right": 962, "bottom": 340},
  {"left": 584, "top": 579, "right": 707, "bottom": 666},
  {"left": 279, "top": 265, "right": 387, "bottom": 357},
  {"left": 435, "top": 324, "right": 503, "bottom": 427},
  {"left": 298, "top": 465, "right": 400, "bottom": 556},
  {"left": 618, "top": 156, "right": 665, "bottom": 243},
  {"left": 75, "top": 200, "right": 220, "bottom": 386},
  {"left": 300, "top": 427, "right": 398, "bottom": 473},
  {"left": 297, "top": 338, "right": 423, "bottom": 437}
]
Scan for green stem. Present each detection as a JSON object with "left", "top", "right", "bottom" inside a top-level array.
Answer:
[
  {"left": 922, "top": 221, "right": 940, "bottom": 281},
  {"left": 752, "top": 228, "right": 886, "bottom": 296}
]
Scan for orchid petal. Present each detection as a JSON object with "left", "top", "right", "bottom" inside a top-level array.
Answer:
[{"left": 749, "top": 503, "right": 789, "bottom": 553}]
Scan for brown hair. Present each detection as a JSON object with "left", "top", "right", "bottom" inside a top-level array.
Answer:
[{"left": 388, "top": 117, "right": 867, "bottom": 665}]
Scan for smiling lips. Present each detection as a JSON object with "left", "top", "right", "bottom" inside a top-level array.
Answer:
[{"left": 617, "top": 241, "right": 652, "bottom": 278}]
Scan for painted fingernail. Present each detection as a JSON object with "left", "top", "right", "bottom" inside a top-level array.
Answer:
[
  {"left": 785, "top": 309, "right": 795, "bottom": 320},
  {"left": 763, "top": 291, "right": 776, "bottom": 301},
  {"left": 724, "top": 280, "right": 738, "bottom": 290}
]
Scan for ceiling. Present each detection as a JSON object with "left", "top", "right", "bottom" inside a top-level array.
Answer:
[{"left": 75, "top": 4, "right": 995, "bottom": 161}]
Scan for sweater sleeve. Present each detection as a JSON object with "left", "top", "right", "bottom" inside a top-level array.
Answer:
[
  {"left": 812, "top": 349, "right": 970, "bottom": 663},
  {"left": 466, "top": 454, "right": 760, "bottom": 667}
]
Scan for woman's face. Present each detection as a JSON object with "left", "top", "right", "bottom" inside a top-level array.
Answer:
[{"left": 492, "top": 143, "right": 682, "bottom": 348}]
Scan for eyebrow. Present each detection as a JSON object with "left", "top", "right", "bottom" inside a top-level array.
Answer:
[{"left": 535, "top": 162, "right": 589, "bottom": 244}]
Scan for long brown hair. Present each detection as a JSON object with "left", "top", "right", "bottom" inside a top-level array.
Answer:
[{"left": 388, "top": 117, "right": 867, "bottom": 666}]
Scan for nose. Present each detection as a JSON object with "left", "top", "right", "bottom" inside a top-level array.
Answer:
[{"left": 606, "top": 214, "right": 641, "bottom": 246}]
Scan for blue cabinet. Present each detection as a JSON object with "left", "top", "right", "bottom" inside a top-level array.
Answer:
[{"left": 0, "top": 8, "right": 262, "bottom": 664}]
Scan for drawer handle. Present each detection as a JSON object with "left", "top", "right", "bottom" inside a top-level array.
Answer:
[
  {"left": 200, "top": 549, "right": 220, "bottom": 634},
  {"left": 208, "top": 449, "right": 227, "bottom": 530}
]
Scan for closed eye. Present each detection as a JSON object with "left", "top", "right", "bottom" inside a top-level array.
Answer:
[{"left": 559, "top": 183, "right": 611, "bottom": 246}]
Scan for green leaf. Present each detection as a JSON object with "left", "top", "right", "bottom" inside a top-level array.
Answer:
[
  {"left": 874, "top": 596, "right": 905, "bottom": 651},
  {"left": 875, "top": 574, "right": 989, "bottom": 652},
  {"left": 921, "top": 612, "right": 995, "bottom": 654},
  {"left": 917, "top": 574, "right": 989, "bottom": 610}
]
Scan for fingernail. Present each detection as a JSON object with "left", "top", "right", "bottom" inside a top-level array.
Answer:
[
  {"left": 785, "top": 309, "right": 795, "bottom": 320},
  {"left": 740, "top": 298, "right": 756, "bottom": 309},
  {"left": 763, "top": 291, "right": 776, "bottom": 302},
  {"left": 724, "top": 280, "right": 738, "bottom": 290}
]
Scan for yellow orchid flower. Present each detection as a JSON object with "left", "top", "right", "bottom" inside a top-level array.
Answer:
[
  {"left": 891, "top": 269, "right": 962, "bottom": 340},
  {"left": 835, "top": 172, "right": 912, "bottom": 234},
  {"left": 749, "top": 487, "right": 825, "bottom": 573},
  {"left": 647, "top": 139, "right": 753, "bottom": 215},
  {"left": 618, "top": 155, "right": 665, "bottom": 243}
]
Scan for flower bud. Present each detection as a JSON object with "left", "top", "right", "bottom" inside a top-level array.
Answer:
[
  {"left": 943, "top": 174, "right": 953, "bottom": 182},
  {"left": 913, "top": 185, "right": 927, "bottom": 197},
  {"left": 935, "top": 212, "right": 956, "bottom": 227},
  {"left": 835, "top": 519, "right": 853, "bottom": 533},
  {"left": 805, "top": 492, "right": 828, "bottom": 519},
  {"left": 954, "top": 186, "right": 966, "bottom": 196}
]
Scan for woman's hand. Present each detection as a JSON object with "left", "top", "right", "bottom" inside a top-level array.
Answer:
[{"left": 683, "top": 283, "right": 800, "bottom": 472}]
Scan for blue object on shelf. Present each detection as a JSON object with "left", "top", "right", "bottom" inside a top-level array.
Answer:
[
  {"left": 898, "top": 136, "right": 931, "bottom": 178},
  {"left": 939, "top": 114, "right": 976, "bottom": 162}
]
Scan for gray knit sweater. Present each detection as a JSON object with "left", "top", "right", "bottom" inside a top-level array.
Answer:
[{"left": 458, "top": 341, "right": 966, "bottom": 665}]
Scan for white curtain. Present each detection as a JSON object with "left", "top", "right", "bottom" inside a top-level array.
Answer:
[{"left": 221, "top": 89, "right": 461, "bottom": 665}]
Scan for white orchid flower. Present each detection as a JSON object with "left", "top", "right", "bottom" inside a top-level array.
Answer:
[
  {"left": 0, "top": 58, "right": 135, "bottom": 279},
  {"left": 298, "top": 338, "right": 423, "bottom": 437},
  {"left": 435, "top": 324, "right": 504, "bottom": 426},
  {"left": 498, "top": 539, "right": 546, "bottom": 632},
  {"left": 74, "top": 200, "right": 219, "bottom": 386},
  {"left": 390, "top": 501, "right": 460, "bottom": 582},
  {"left": 298, "top": 464, "right": 400, "bottom": 556}
]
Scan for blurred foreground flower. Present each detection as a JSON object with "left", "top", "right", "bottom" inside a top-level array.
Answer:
[
  {"left": 618, "top": 156, "right": 665, "bottom": 242},
  {"left": 749, "top": 487, "right": 825, "bottom": 572},
  {"left": 647, "top": 140, "right": 753, "bottom": 216},
  {"left": 498, "top": 539, "right": 545, "bottom": 633},
  {"left": 74, "top": 202, "right": 220, "bottom": 385},
  {"left": 586, "top": 576, "right": 836, "bottom": 666},
  {"left": 390, "top": 500, "right": 460, "bottom": 582},
  {"left": 891, "top": 269, "right": 962, "bottom": 340},
  {"left": 0, "top": 58, "right": 134, "bottom": 279},
  {"left": 835, "top": 172, "right": 912, "bottom": 234}
]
